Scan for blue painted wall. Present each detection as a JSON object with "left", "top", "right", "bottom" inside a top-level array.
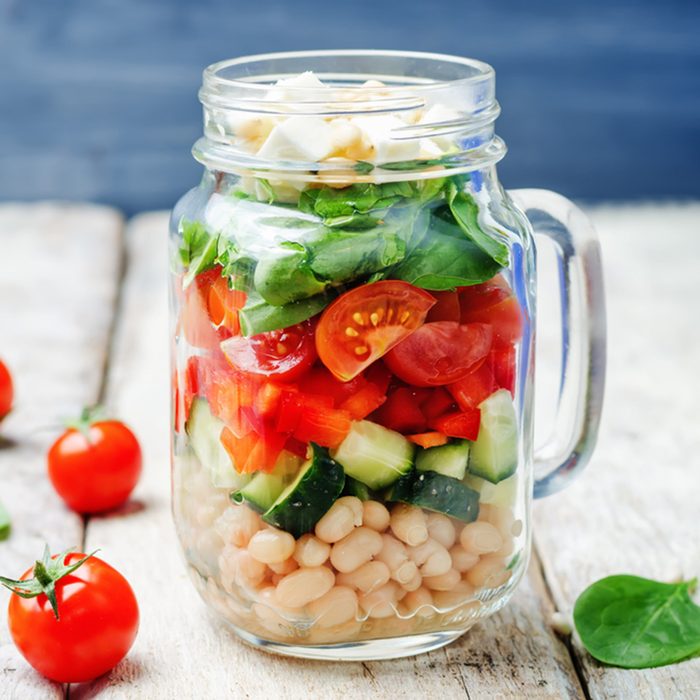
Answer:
[{"left": 1, "top": 0, "right": 698, "bottom": 213}]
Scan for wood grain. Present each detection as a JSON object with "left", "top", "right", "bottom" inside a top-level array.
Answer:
[
  {"left": 533, "top": 203, "right": 700, "bottom": 700},
  {"left": 76, "top": 211, "right": 585, "bottom": 699},
  {"left": 0, "top": 203, "right": 124, "bottom": 699}
]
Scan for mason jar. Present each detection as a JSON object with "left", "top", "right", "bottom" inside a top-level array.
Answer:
[{"left": 170, "top": 50, "right": 606, "bottom": 660}]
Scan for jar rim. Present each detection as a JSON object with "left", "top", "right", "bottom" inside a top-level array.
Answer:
[{"left": 203, "top": 49, "right": 495, "bottom": 97}]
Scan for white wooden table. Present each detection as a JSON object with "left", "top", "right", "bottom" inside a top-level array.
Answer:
[{"left": 1, "top": 201, "right": 699, "bottom": 699}]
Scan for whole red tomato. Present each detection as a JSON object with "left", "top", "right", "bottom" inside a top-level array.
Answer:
[
  {"left": 48, "top": 408, "right": 142, "bottom": 513},
  {"left": 2, "top": 548, "right": 139, "bottom": 683},
  {"left": 0, "top": 358, "right": 14, "bottom": 420}
]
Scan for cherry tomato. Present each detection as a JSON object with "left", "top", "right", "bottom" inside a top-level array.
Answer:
[
  {"left": 457, "top": 275, "right": 511, "bottom": 312},
  {"left": 0, "top": 358, "right": 13, "bottom": 421},
  {"left": 221, "top": 320, "right": 317, "bottom": 382},
  {"left": 385, "top": 322, "right": 493, "bottom": 387},
  {"left": 4, "top": 550, "right": 139, "bottom": 683},
  {"left": 47, "top": 410, "right": 142, "bottom": 514},
  {"left": 315, "top": 281, "right": 436, "bottom": 381},
  {"left": 426, "top": 291, "right": 461, "bottom": 323},
  {"left": 179, "top": 268, "right": 225, "bottom": 350}
]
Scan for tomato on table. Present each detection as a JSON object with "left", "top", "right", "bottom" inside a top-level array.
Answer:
[
  {"left": 0, "top": 358, "right": 13, "bottom": 421},
  {"left": 1, "top": 548, "right": 139, "bottom": 683},
  {"left": 47, "top": 408, "right": 142, "bottom": 514},
  {"left": 315, "top": 281, "right": 436, "bottom": 381},
  {"left": 385, "top": 322, "right": 493, "bottom": 387},
  {"left": 221, "top": 320, "right": 317, "bottom": 382}
]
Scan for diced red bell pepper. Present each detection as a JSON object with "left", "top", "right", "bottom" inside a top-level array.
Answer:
[
  {"left": 448, "top": 362, "right": 497, "bottom": 412},
  {"left": 275, "top": 389, "right": 333, "bottom": 435},
  {"left": 339, "top": 382, "right": 387, "bottom": 420},
  {"left": 407, "top": 432, "right": 450, "bottom": 449},
  {"left": 301, "top": 366, "right": 366, "bottom": 406},
  {"left": 254, "top": 382, "right": 285, "bottom": 420},
  {"left": 430, "top": 409, "right": 481, "bottom": 440},
  {"left": 420, "top": 387, "right": 457, "bottom": 421},
  {"left": 220, "top": 426, "right": 286, "bottom": 474},
  {"left": 206, "top": 369, "right": 261, "bottom": 438},
  {"left": 293, "top": 404, "right": 352, "bottom": 449},
  {"left": 371, "top": 387, "right": 428, "bottom": 433},
  {"left": 207, "top": 276, "right": 246, "bottom": 335},
  {"left": 220, "top": 427, "right": 258, "bottom": 473},
  {"left": 491, "top": 344, "right": 517, "bottom": 395},
  {"left": 284, "top": 437, "right": 310, "bottom": 459}
]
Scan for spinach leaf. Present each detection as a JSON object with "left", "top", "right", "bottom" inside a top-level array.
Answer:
[
  {"left": 216, "top": 238, "right": 256, "bottom": 292},
  {"left": 239, "top": 291, "right": 333, "bottom": 336},
  {"left": 446, "top": 183, "right": 509, "bottom": 267},
  {"left": 0, "top": 501, "right": 10, "bottom": 540},
  {"left": 307, "top": 227, "right": 406, "bottom": 283},
  {"left": 574, "top": 575, "right": 700, "bottom": 669},
  {"left": 389, "top": 206, "right": 502, "bottom": 289},
  {"left": 253, "top": 242, "right": 327, "bottom": 306},
  {"left": 179, "top": 220, "right": 219, "bottom": 287}
]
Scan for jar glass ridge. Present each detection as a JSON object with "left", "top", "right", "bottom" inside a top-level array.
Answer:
[{"left": 170, "top": 50, "right": 604, "bottom": 660}]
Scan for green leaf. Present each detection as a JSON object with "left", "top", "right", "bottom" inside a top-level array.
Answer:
[
  {"left": 179, "top": 220, "right": 219, "bottom": 288},
  {"left": 574, "top": 575, "right": 700, "bottom": 669},
  {"left": 389, "top": 206, "right": 502, "bottom": 289},
  {"left": 0, "top": 501, "right": 10, "bottom": 541},
  {"left": 239, "top": 292, "right": 334, "bottom": 336},
  {"left": 446, "top": 184, "right": 510, "bottom": 267}
]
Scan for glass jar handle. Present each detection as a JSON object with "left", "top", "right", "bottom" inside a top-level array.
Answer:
[{"left": 509, "top": 189, "right": 606, "bottom": 498}]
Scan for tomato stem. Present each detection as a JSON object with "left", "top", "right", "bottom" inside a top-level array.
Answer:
[
  {"left": 0, "top": 545, "right": 98, "bottom": 620},
  {"left": 64, "top": 405, "right": 109, "bottom": 443}
]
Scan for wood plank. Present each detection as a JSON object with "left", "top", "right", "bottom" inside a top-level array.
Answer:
[
  {"left": 533, "top": 203, "right": 700, "bottom": 700},
  {"left": 0, "top": 203, "right": 124, "bottom": 699},
  {"left": 80, "top": 211, "right": 584, "bottom": 699}
]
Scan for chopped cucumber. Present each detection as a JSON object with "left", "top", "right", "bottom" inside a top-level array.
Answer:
[
  {"left": 343, "top": 476, "right": 381, "bottom": 502},
  {"left": 387, "top": 470, "right": 479, "bottom": 523},
  {"left": 463, "top": 473, "right": 518, "bottom": 508},
  {"left": 416, "top": 440, "right": 470, "bottom": 480},
  {"left": 186, "top": 397, "right": 250, "bottom": 489},
  {"left": 231, "top": 451, "right": 304, "bottom": 513},
  {"left": 331, "top": 420, "right": 414, "bottom": 490},
  {"left": 469, "top": 389, "right": 518, "bottom": 484},
  {"left": 263, "top": 444, "right": 345, "bottom": 537}
]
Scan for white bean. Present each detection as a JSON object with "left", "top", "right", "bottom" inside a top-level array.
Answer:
[
  {"left": 426, "top": 512, "right": 457, "bottom": 549},
  {"left": 423, "top": 568, "right": 461, "bottom": 591},
  {"left": 307, "top": 586, "right": 359, "bottom": 628},
  {"left": 432, "top": 581, "right": 477, "bottom": 610},
  {"left": 465, "top": 556, "right": 511, "bottom": 589},
  {"left": 407, "top": 539, "right": 452, "bottom": 577},
  {"left": 268, "top": 557, "right": 299, "bottom": 575},
  {"left": 330, "top": 527, "right": 383, "bottom": 573},
  {"left": 219, "top": 545, "right": 267, "bottom": 590},
  {"left": 248, "top": 527, "right": 296, "bottom": 564},
  {"left": 511, "top": 519, "right": 524, "bottom": 537},
  {"left": 293, "top": 534, "right": 331, "bottom": 568},
  {"left": 402, "top": 587, "right": 435, "bottom": 618},
  {"left": 337, "top": 496, "right": 364, "bottom": 526},
  {"left": 449, "top": 545, "right": 480, "bottom": 573},
  {"left": 359, "top": 581, "right": 402, "bottom": 618},
  {"left": 315, "top": 499, "right": 358, "bottom": 543},
  {"left": 390, "top": 504, "right": 428, "bottom": 546},
  {"left": 253, "top": 586, "right": 305, "bottom": 624},
  {"left": 375, "top": 533, "right": 408, "bottom": 570},
  {"left": 460, "top": 522, "right": 503, "bottom": 555},
  {"left": 402, "top": 569, "right": 423, "bottom": 592},
  {"left": 337, "top": 561, "right": 390, "bottom": 593},
  {"left": 362, "top": 500, "right": 390, "bottom": 532},
  {"left": 215, "top": 505, "right": 261, "bottom": 547},
  {"left": 274, "top": 566, "right": 335, "bottom": 608}
]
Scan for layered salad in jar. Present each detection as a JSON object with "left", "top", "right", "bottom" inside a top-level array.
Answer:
[{"left": 172, "top": 71, "right": 526, "bottom": 646}]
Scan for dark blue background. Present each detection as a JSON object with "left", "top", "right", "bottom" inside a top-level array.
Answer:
[{"left": 1, "top": 0, "right": 698, "bottom": 213}]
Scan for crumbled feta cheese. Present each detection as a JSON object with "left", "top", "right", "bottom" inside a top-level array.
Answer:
[
  {"left": 257, "top": 116, "right": 335, "bottom": 162},
  {"left": 350, "top": 115, "right": 420, "bottom": 163},
  {"left": 418, "top": 104, "right": 462, "bottom": 149}
]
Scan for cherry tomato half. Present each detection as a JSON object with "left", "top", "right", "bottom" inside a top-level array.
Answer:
[
  {"left": 385, "top": 321, "right": 493, "bottom": 387},
  {"left": 47, "top": 413, "right": 142, "bottom": 514},
  {"left": 221, "top": 320, "right": 317, "bottom": 382},
  {"left": 6, "top": 552, "right": 139, "bottom": 683},
  {"left": 0, "top": 358, "right": 13, "bottom": 420},
  {"left": 315, "top": 281, "right": 436, "bottom": 382}
]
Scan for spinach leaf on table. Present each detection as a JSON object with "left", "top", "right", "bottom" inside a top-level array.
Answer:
[
  {"left": 0, "top": 501, "right": 10, "bottom": 541},
  {"left": 574, "top": 575, "right": 700, "bottom": 669}
]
